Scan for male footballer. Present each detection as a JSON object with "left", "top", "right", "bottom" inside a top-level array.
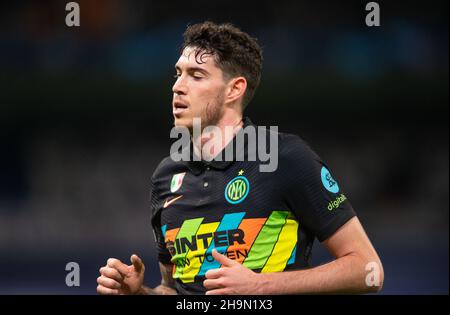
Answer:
[{"left": 97, "top": 21, "right": 383, "bottom": 295}]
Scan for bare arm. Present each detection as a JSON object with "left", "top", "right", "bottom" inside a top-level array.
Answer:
[
  {"left": 139, "top": 263, "right": 177, "bottom": 295},
  {"left": 97, "top": 256, "right": 178, "bottom": 295},
  {"left": 204, "top": 217, "right": 384, "bottom": 295},
  {"left": 258, "top": 217, "right": 384, "bottom": 294}
]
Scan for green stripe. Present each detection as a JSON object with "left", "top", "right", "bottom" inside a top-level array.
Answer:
[
  {"left": 243, "top": 211, "right": 289, "bottom": 270},
  {"left": 173, "top": 218, "right": 204, "bottom": 277}
]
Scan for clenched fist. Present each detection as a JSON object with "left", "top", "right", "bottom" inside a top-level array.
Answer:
[{"left": 97, "top": 254, "right": 145, "bottom": 295}]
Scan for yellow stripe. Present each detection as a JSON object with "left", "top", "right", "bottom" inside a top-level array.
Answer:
[
  {"left": 180, "top": 222, "right": 220, "bottom": 283},
  {"left": 261, "top": 217, "right": 298, "bottom": 273}
]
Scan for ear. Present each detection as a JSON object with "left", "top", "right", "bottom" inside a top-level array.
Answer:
[{"left": 225, "top": 77, "right": 247, "bottom": 106}]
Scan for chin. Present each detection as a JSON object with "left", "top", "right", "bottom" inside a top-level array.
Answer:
[{"left": 174, "top": 116, "right": 193, "bottom": 130}]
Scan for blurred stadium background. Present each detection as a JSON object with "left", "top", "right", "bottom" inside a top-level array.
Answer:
[{"left": 0, "top": 0, "right": 448, "bottom": 294}]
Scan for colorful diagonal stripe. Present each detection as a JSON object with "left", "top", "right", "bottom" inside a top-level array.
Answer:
[
  {"left": 173, "top": 217, "right": 204, "bottom": 278},
  {"left": 261, "top": 213, "right": 298, "bottom": 272},
  {"left": 287, "top": 243, "right": 297, "bottom": 265},
  {"left": 181, "top": 222, "right": 220, "bottom": 283},
  {"left": 163, "top": 211, "right": 300, "bottom": 283},
  {"left": 243, "top": 211, "right": 289, "bottom": 270},
  {"left": 226, "top": 218, "right": 267, "bottom": 264},
  {"left": 198, "top": 212, "right": 246, "bottom": 276}
]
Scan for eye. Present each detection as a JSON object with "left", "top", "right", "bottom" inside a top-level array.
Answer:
[{"left": 173, "top": 73, "right": 180, "bottom": 79}]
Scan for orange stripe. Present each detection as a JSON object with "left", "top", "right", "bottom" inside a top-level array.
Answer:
[
  {"left": 165, "top": 228, "right": 180, "bottom": 275},
  {"left": 226, "top": 218, "right": 267, "bottom": 264},
  {"left": 165, "top": 228, "right": 180, "bottom": 243}
]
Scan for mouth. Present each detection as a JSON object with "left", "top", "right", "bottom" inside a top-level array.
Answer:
[{"left": 173, "top": 101, "right": 189, "bottom": 116}]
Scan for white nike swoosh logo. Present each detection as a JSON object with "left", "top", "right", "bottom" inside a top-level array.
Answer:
[{"left": 163, "top": 195, "right": 183, "bottom": 208}]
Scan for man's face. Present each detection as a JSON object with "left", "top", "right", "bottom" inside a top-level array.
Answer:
[{"left": 172, "top": 46, "right": 228, "bottom": 130}]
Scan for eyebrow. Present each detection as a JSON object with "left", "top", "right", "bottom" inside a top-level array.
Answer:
[{"left": 175, "top": 65, "right": 210, "bottom": 75}]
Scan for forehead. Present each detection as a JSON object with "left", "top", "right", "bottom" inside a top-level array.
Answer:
[{"left": 175, "top": 46, "right": 218, "bottom": 70}]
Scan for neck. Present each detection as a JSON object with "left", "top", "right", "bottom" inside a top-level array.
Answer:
[{"left": 192, "top": 110, "right": 243, "bottom": 161}]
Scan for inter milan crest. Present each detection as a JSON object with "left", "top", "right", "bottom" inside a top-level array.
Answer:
[{"left": 225, "top": 170, "right": 250, "bottom": 204}]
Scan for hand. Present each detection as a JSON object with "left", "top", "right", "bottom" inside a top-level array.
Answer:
[
  {"left": 203, "top": 249, "right": 263, "bottom": 295},
  {"left": 97, "top": 254, "right": 145, "bottom": 295}
]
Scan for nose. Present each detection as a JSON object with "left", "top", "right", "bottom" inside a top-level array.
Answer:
[{"left": 172, "top": 75, "right": 187, "bottom": 96}]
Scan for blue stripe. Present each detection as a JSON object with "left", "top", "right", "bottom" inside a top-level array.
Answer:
[
  {"left": 198, "top": 212, "right": 246, "bottom": 276},
  {"left": 161, "top": 224, "right": 167, "bottom": 239},
  {"left": 287, "top": 243, "right": 297, "bottom": 265}
]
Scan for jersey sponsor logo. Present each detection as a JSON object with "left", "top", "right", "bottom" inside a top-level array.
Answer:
[
  {"left": 327, "top": 193, "right": 347, "bottom": 211},
  {"left": 170, "top": 172, "right": 186, "bottom": 192},
  {"left": 320, "top": 166, "right": 339, "bottom": 193},
  {"left": 225, "top": 175, "right": 250, "bottom": 204},
  {"left": 172, "top": 229, "right": 245, "bottom": 255},
  {"left": 162, "top": 211, "right": 299, "bottom": 283},
  {"left": 163, "top": 195, "right": 183, "bottom": 208}
]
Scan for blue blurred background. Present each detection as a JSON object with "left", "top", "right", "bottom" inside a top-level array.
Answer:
[{"left": 0, "top": 0, "right": 448, "bottom": 294}]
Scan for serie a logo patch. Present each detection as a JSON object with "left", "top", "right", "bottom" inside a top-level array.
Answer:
[{"left": 320, "top": 166, "right": 339, "bottom": 194}]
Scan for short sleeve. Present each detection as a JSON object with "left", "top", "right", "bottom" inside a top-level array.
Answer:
[
  {"left": 279, "top": 135, "right": 356, "bottom": 242},
  {"left": 150, "top": 178, "right": 172, "bottom": 265}
]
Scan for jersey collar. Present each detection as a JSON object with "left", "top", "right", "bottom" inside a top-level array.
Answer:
[{"left": 184, "top": 117, "right": 254, "bottom": 175}]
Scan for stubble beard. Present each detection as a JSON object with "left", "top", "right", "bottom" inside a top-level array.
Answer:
[
  {"left": 176, "top": 90, "right": 225, "bottom": 134},
  {"left": 202, "top": 90, "right": 225, "bottom": 130}
]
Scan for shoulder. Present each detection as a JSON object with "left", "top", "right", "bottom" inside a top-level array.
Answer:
[
  {"left": 277, "top": 132, "right": 322, "bottom": 167},
  {"left": 151, "top": 156, "right": 176, "bottom": 180},
  {"left": 251, "top": 124, "right": 317, "bottom": 158},
  {"left": 151, "top": 156, "right": 187, "bottom": 187}
]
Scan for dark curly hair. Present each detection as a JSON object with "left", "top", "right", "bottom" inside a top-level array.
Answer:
[{"left": 181, "top": 21, "right": 263, "bottom": 108}]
